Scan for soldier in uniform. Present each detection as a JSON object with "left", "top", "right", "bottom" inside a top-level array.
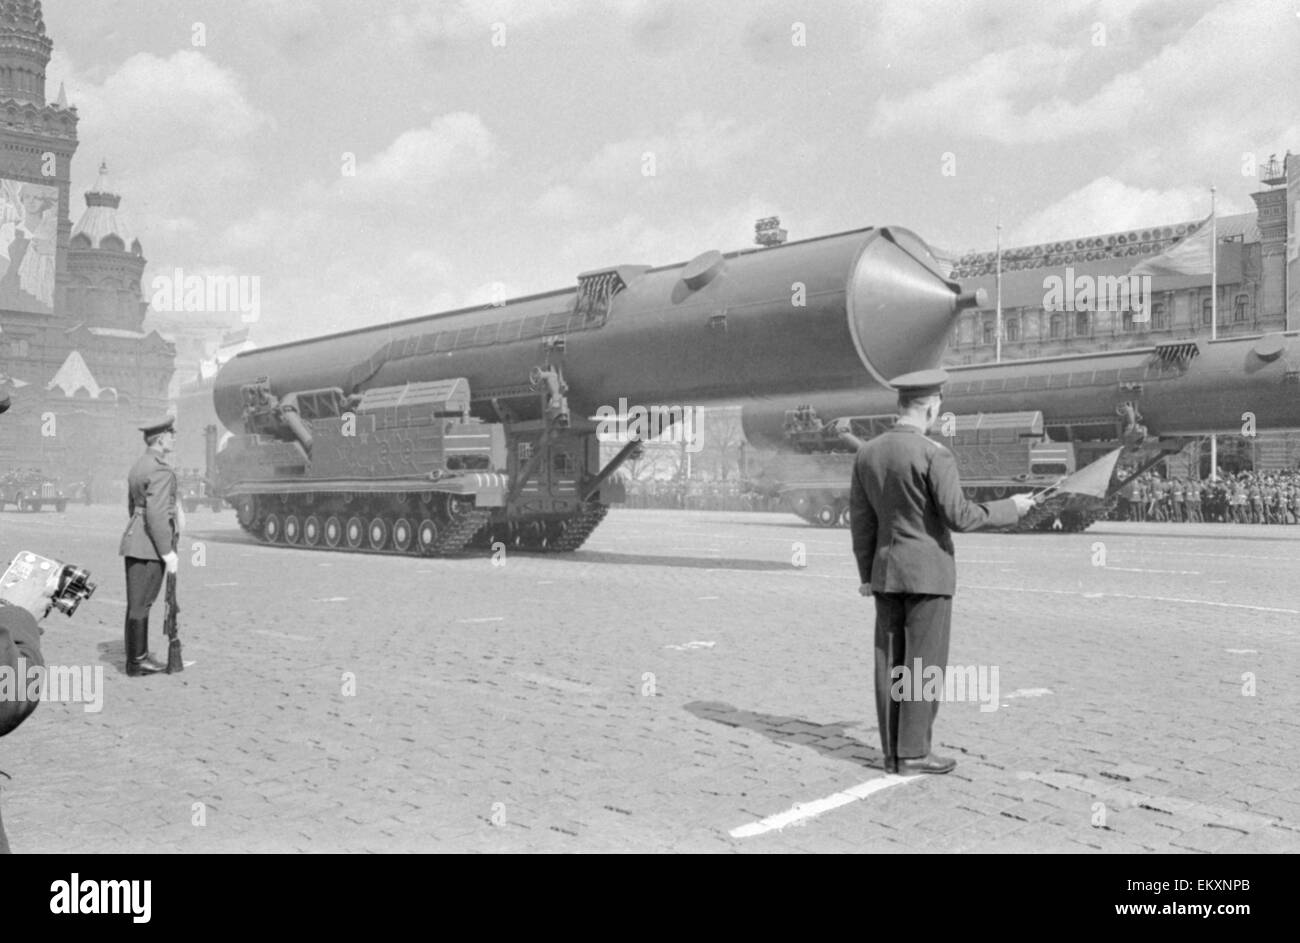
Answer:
[
  {"left": 118, "top": 416, "right": 180, "bottom": 676},
  {"left": 850, "top": 370, "right": 1034, "bottom": 775}
]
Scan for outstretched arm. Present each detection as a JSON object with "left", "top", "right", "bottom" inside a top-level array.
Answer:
[{"left": 927, "top": 447, "right": 1020, "bottom": 532}]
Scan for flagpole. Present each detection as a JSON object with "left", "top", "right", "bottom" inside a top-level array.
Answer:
[
  {"left": 1209, "top": 184, "right": 1217, "bottom": 480},
  {"left": 995, "top": 220, "right": 1002, "bottom": 364}
]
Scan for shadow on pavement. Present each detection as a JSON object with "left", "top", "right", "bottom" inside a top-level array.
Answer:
[
  {"left": 685, "top": 700, "right": 890, "bottom": 771},
  {"left": 95, "top": 639, "right": 129, "bottom": 676},
  {"left": 546, "top": 552, "right": 793, "bottom": 571}
]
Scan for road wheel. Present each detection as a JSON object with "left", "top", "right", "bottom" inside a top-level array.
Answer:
[
  {"left": 417, "top": 518, "right": 441, "bottom": 555},
  {"left": 367, "top": 517, "right": 390, "bottom": 550},
  {"left": 838, "top": 506, "right": 851, "bottom": 527},
  {"left": 815, "top": 503, "right": 837, "bottom": 527},
  {"left": 262, "top": 513, "right": 282, "bottom": 543},
  {"left": 345, "top": 516, "right": 364, "bottom": 549},
  {"left": 303, "top": 515, "right": 321, "bottom": 547},
  {"left": 392, "top": 518, "right": 413, "bottom": 553},
  {"left": 30, "top": 500, "right": 42, "bottom": 512},
  {"left": 236, "top": 496, "right": 258, "bottom": 528},
  {"left": 323, "top": 516, "right": 342, "bottom": 548},
  {"left": 15, "top": 494, "right": 28, "bottom": 512},
  {"left": 283, "top": 514, "right": 301, "bottom": 545}
]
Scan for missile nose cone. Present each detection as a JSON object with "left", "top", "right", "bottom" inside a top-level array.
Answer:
[{"left": 846, "top": 227, "right": 975, "bottom": 385}]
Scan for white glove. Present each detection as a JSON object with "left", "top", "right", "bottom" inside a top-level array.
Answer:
[
  {"left": 1011, "top": 494, "right": 1037, "bottom": 516},
  {"left": 162, "top": 552, "right": 179, "bottom": 575}
]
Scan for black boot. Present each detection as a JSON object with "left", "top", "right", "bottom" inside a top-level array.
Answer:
[{"left": 125, "top": 618, "right": 165, "bottom": 676}]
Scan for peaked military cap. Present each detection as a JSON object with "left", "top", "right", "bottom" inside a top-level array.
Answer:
[
  {"left": 138, "top": 415, "right": 176, "bottom": 437},
  {"left": 889, "top": 368, "right": 949, "bottom": 396}
]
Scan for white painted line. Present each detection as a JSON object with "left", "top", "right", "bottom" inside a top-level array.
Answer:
[
  {"left": 697, "top": 595, "right": 720, "bottom": 600},
  {"left": 1104, "top": 566, "right": 1202, "bottom": 575},
  {"left": 513, "top": 671, "right": 599, "bottom": 694},
  {"left": 313, "top": 596, "right": 349, "bottom": 603},
  {"left": 458, "top": 616, "right": 504, "bottom": 623},
  {"left": 664, "top": 641, "right": 715, "bottom": 651},
  {"left": 1005, "top": 688, "right": 1053, "bottom": 699},
  {"left": 251, "top": 629, "right": 313, "bottom": 642},
  {"left": 730, "top": 775, "right": 919, "bottom": 838},
  {"left": 1225, "top": 648, "right": 1258, "bottom": 653},
  {"left": 204, "top": 582, "right": 241, "bottom": 587},
  {"left": 960, "top": 583, "right": 1300, "bottom": 615}
]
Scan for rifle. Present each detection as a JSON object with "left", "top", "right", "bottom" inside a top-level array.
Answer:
[{"left": 164, "top": 571, "right": 183, "bottom": 673}]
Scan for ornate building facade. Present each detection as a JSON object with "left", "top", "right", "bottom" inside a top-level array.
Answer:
[
  {"left": 0, "top": 1, "right": 175, "bottom": 496},
  {"left": 944, "top": 154, "right": 1298, "bottom": 471}
]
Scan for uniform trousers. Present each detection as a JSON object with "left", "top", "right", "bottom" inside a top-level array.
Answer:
[
  {"left": 124, "top": 558, "right": 164, "bottom": 621},
  {"left": 873, "top": 592, "right": 953, "bottom": 760}
]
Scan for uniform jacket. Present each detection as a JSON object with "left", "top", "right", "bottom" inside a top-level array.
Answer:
[
  {"left": 118, "top": 450, "right": 178, "bottom": 560},
  {"left": 850, "top": 423, "right": 1019, "bottom": 596},
  {"left": 0, "top": 604, "right": 42, "bottom": 737}
]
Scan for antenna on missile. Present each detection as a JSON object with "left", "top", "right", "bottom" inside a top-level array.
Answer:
[{"left": 755, "top": 217, "right": 787, "bottom": 247}]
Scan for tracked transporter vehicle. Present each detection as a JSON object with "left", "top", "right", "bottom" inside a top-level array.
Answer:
[{"left": 213, "top": 226, "right": 985, "bottom": 555}]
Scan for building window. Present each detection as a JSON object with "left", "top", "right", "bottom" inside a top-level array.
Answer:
[
  {"left": 1050, "top": 314, "right": 1063, "bottom": 339},
  {"left": 1075, "top": 312, "right": 1090, "bottom": 336},
  {"left": 1234, "top": 294, "right": 1248, "bottom": 323},
  {"left": 982, "top": 321, "right": 995, "bottom": 345},
  {"left": 1005, "top": 317, "right": 1020, "bottom": 342},
  {"left": 1202, "top": 298, "right": 1213, "bottom": 326},
  {"left": 1152, "top": 303, "right": 1166, "bottom": 330}
]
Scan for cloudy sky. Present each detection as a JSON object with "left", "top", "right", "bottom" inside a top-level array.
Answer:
[{"left": 45, "top": 0, "right": 1299, "bottom": 345}]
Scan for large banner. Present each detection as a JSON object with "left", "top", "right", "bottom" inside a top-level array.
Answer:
[{"left": 0, "top": 177, "right": 58, "bottom": 313}]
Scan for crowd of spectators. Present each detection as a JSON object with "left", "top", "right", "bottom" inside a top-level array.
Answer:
[
  {"left": 1115, "top": 469, "right": 1300, "bottom": 524},
  {"left": 623, "top": 479, "right": 783, "bottom": 512}
]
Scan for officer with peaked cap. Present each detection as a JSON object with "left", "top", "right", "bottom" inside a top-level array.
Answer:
[
  {"left": 849, "top": 369, "right": 1035, "bottom": 774},
  {"left": 117, "top": 416, "right": 179, "bottom": 675}
]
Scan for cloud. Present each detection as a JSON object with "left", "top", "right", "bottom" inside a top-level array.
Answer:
[
  {"left": 1005, "top": 176, "right": 1252, "bottom": 245},
  {"left": 579, "top": 112, "right": 767, "bottom": 189},
  {"left": 340, "top": 112, "right": 498, "bottom": 201},
  {"left": 867, "top": 0, "right": 1289, "bottom": 148}
]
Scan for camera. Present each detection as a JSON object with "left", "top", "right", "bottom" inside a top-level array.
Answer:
[
  {"left": 51, "top": 564, "right": 96, "bottom": 616},
  {"left": 0, "top": 552, "right": 96, "bottom": 617}
]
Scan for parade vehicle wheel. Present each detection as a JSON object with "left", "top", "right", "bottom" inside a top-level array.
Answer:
[
  {"left": 417, "top": 518, "right": 441, "bottom": 554},
  {"left": 15, "top": 494, "right": 28, "bottom": 512},
  {"left": 30, "top": 500, "right": 42, "bottom": 512},
  {"left": 303, "top": 515, "right": 321, "bottom": 547},
  {"left": 283, "top": 514, "right": 301, "bottom": 545},
  {"left": 446, "top": 495, "right": 475, "bottom": 523},
  {"left": 263, "top": 513, "right": 282, "bottom": 543},
  {"left": 56, "top": 500, "right": 67, "bottom": 513},
  {"left": 392, "top": 518, "right": 413, "bottom": 553},
  {"left": 838, "top": 506, "right": 852, "bottom": 527},
  {"left": 815, "top": 503, "right": 837, "bottom": 527},
  {"left": 236, "top": 496, "right": 258, "bottom": 527},
  {"left": 368, "top": 517, "right": 390, "bottom": 550},
  {"left": 419, "top": 492, "right": 434, "bottom": 506},
  {"left": 345, "top": 516, "right": 365, "bottom": 549},
  {"left": 323, "top": 516, "right": 342, "bottom": 548}
]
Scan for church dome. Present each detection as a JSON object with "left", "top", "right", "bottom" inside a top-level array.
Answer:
[{"left": 71, "top": 161, "right": 141, "bottom": 255}]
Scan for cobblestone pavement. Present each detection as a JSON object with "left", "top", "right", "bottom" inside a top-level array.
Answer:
[{"left": 3, "top": 506, "right": 1298, "bottom": 853}]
